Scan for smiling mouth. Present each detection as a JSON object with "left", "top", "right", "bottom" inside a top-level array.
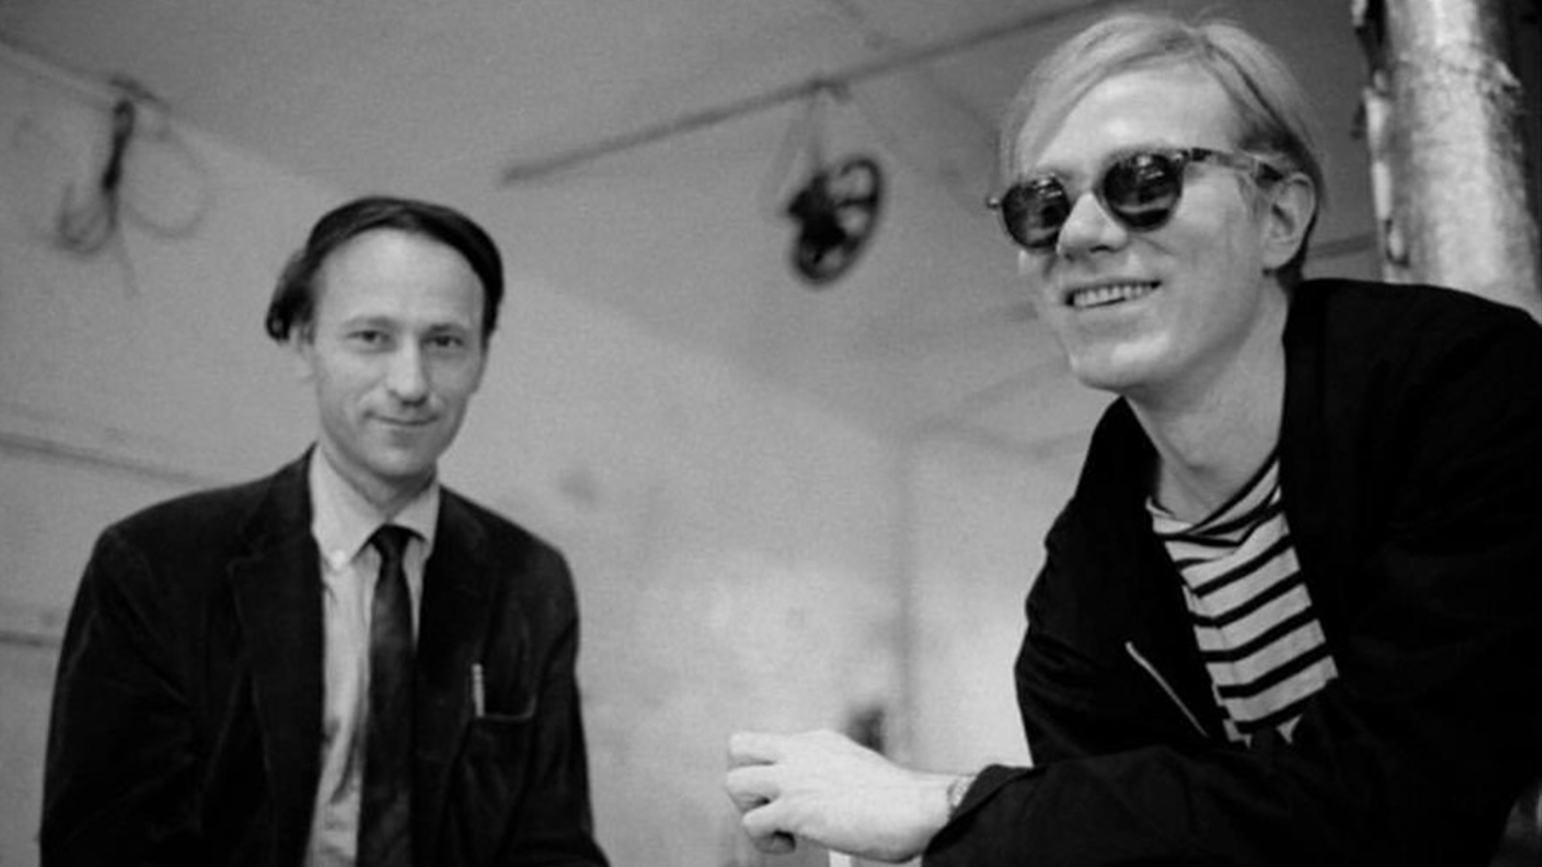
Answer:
[{"left": 1067, "top": 282, "right": 1158, "bottom": 310}]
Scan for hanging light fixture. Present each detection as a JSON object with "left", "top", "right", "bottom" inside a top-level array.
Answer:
[{"left": 781, "top": 85, "right": 884, "bottom": 287}]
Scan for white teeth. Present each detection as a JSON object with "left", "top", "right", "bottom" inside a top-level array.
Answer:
[{"left": 1069, "top": 282, "right": 1156, "bottom": 309}]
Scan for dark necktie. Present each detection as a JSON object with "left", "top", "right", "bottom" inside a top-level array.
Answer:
[{"left": 360, "top": 525, "right": 415, "bottom": 867}]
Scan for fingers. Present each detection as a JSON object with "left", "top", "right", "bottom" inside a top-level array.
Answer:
[
  {"left": 730, "top": 729, "right": 860, "bottom": 856},
  {"left": 724, "top": 763, "right": 779, "bottom": 813},
  {"left": 740, "top": 795, "right": 796, "bottom": 854},
  {"left": 750, "top": 829, "right": 796, "bottom": 854},
  {"left": 726, "top": 737, "right": 797, "bottom": 854},
  {"left": 727, "top": 730, "right": 785, "bottom": 767}
]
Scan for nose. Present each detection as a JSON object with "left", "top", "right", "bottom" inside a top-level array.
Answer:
[
  {"left": 1054, "top": 190, "right": 1128, "bottom": 258},
  {"left": 385, "top": 344, "right": 430, "bottom": 404}
]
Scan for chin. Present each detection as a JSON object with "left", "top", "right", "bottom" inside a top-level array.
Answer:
[
  {"left": 365, "top": 450, "right": 438, "bottom": 486},
  {"left": 1064, "top": 338, "right": 1170, "bottom": 395},
  {"left": 1067, "top": 358, "right": 1141, "bottom": 394}
]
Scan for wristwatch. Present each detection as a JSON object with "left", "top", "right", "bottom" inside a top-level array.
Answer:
[{"left": 946, "top": 773, "right": 976, "bottom": 817}]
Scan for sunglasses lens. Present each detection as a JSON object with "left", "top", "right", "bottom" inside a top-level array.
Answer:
[
  {"left": 997, "top": 151, "right": 1190, "bottom": 251},
  {"left": 1002, "top": 178, "right": 1070, "bottom": 250},
  {"left": 1102, "top": 152, "right": 1182, "bottom": 230}
]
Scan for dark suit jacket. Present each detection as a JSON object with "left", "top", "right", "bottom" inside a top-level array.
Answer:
[
  {"left": 41, "top": 453, "right": 608, "bottom": 867},
  {"left": 926, "top": 281, "right": 1542, "bottom": 866}
]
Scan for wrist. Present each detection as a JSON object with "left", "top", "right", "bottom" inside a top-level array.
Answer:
[{"left": 945, "top": 772, "right": 976, "bottom": 818}]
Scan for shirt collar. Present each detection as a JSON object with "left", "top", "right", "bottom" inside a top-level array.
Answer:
[{"left": 308, "top": 449, "right": 440, "bottom": 570}]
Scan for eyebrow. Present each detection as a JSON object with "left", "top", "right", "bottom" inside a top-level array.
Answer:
[
  {"left": 336, "top": 314, "right": 476, "bottom": 334},
  {"left": 1020, "top": 140, "right": 1188, "bottom": 181},
  {"left": 337, "top": 314, "right": 396, "bottom": 330}
]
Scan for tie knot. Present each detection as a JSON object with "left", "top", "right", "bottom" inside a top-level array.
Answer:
[{"left": 370, "top": 524, "right": 414, "bottom": 565}]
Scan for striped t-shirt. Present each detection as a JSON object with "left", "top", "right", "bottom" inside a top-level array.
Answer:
[{"left": 1150, "top": 455, "right": 1338, "bottom": 744}]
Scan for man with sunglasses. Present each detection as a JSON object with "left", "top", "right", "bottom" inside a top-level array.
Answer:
[{"left": 727, "top": 11, "right": 1540, "bottom": 866}]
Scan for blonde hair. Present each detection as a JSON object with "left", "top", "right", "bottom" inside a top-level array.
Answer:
[{"left": 1001, "top": 12, "right": 1324, "bottom": 284}]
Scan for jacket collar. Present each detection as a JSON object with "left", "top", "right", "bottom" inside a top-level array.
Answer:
[
  {"left": 1061, "top": 283, "right": 1336, "bottom": 741},
  {"left": 227, "top": 451, "right": 325, "bottom": 867},
  {"left": 1063, "top": 400, "right": 1227, "bottom": 739},
  {"left": 226, "top": 451, "right": 498, "bottom": 864}
]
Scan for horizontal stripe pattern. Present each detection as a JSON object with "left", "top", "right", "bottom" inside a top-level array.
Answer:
[{"left": 1151, "top": 456, "right": 1337, "bottom": 744}]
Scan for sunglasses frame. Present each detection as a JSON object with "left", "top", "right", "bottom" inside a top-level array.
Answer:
[{"left": 987, "top": 147, "right": 1285, "bottom": 252}]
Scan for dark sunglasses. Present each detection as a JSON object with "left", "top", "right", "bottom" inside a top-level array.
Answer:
[{"left": 987, "top": 147, "right": 1284, "bottom": 252}]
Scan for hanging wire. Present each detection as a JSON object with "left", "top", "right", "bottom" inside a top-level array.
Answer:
[
  {"left": 807, "top": 0, "right": 999, "bottom": 216},
  {"left": 4, "top": 41, "right": 217, "bottom": 300},
  {"left": 53, "top": 76, "right": 154, "bottom": 255},
  {"left": 847, "top": 87, "right": 991, "bottom": 218},
  {"left": 499, "top": 0, "right": 1137, "bottom": 184},
  {"left": 756, "top": 82, "right": 843, "bottom": 219}
]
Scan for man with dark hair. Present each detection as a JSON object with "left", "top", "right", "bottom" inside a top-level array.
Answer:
[
  {"left": 42, "top": 195, "right": 609, "bottom": 867},
  {"left": 726, "top": 12, "right": 1540, "bottom": 866}
]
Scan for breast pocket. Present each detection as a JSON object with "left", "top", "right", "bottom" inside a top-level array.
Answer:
[
  {"left": 462, "top": 710, "right": 533, "bottom": 768},
  {"left": 461, "top": 645, "right": 538, "bottom": 771},
  {"left": 445, "top": 687, "right": 538, "bottom": 865},
  {"left": 475, "top": 680, "right": 537, "bottom": 725}
]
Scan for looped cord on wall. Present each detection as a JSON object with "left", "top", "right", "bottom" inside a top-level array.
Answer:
[{"left": 53, "top": 76, "right": 156, "bottom": 255}]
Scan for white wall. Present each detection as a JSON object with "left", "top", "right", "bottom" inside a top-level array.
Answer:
[
  {"left": 0, "top": 57, "right": 928, "bottom": 867},
  {"left": 904, "top": 434, "right": 1074, "bottom": 773},
  {"left": 0, "top": 59, "right": 334, "bottom": 864},
  {"left": 443, "top": 278, "right": 914, "bottom": 864}
]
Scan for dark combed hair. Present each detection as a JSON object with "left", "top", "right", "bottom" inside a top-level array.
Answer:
[{"left": 264, "top": 195, "right": 505, "bottom": 342}]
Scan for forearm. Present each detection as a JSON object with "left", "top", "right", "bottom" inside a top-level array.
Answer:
[{"left": 925, "top": 681, "right": 1536, "bottom": 867}]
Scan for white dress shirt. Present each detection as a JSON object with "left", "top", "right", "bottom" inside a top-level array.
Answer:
[{"left": 304, "top": 453, "right": 439, "bottom": 867}]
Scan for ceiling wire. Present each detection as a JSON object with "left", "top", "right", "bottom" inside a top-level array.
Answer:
[
  {"left": 499, "top": 0, "right": 1138, "bottom": 184},
  {"left": 808, "top": 0, "right": 1002, "bottom": 216},
  {"left": 813, "top": 0, "right": 997, "bottom": 133},
  {"left": 3, "top": 39, "right": 216, "bottom": 297},
  {"left": 754, "top": 84, "right": 832, "bottom": 219},
  {"left": 54, "top": 77, "right": 153, "bottom": 255},
  {"left": 0, "top": 37, "right": 119, "bottom": 111}
]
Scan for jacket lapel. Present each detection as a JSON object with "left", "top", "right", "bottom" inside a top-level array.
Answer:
[
  {"left": 414, "top": 490, "right": 494, "bottom": 859},
  {"left": 227, "top": 455, "right": 325, "bottom": 867},
  {"left": 1086, "top": 402, "right": 1225, "bottom": 740},
  {"left": 223, "top": 461, "right": 500, "bottom": 863},
  {"left": 1279, "top": 284, "right": 1345, "bottom": 632}
]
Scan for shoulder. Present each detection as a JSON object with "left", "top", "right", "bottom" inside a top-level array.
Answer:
[
  {"left": 103, "top": 463, "right": 297, "bottom": 555},
  {"left": 109, "top": 476, "right": 270, "bottom": 539},
  {"left": 80, "top": 460, "right": 305, "bottom": 603},
  {"left": 1281, "top": 280, "right": 1541, "bottom": 509},
  {"left": 438, "top": 487, "right": 576, "bottom": 594},
  {"left": 439, "top": 488, "right": 560, "bottom": 557},
  {"left": 1288, "top": 278, "right": 1539, "bottom": 359},
  {"left": 1286, "top": 278, "right": 1540, "bottom": 407}
]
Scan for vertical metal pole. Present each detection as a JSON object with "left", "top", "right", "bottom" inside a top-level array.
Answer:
[
  {"left": 1357, "top": 0, "right": 1541, "bottom": 320},
  {"left": 1356, "top": 3, "right": 1542, "bottom": 856}
]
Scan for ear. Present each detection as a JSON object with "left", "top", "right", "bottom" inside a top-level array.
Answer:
[
  {"left": 468, "top": 348, "right": 488, "bottom": 394},
  {"left": 1259, "top": 172, "right": 1317, "bottom": 272},
  {"left": 288, "top": 331, "right": 317, "bottom": 383}
]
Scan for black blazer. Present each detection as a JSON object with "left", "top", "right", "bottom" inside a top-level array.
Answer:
[
  {"left": 41, "top": 453, "right": 608, "bottom": 867},
  {"left": 927, "top": 281, "right": 1542, "bottom": 866}
]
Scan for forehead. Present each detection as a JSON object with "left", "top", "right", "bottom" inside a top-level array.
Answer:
[
  {"left": 1016, "top": 66, "right": 1238, "bottom": 177},
  {"left": 314, "top": 229, "right": 484, "bottom": 323}
]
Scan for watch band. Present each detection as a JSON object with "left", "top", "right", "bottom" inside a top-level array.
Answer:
[{"left": 946, "top": 772, "right": 976, "bottom": 817}]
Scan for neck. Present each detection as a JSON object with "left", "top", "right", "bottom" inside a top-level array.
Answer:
[
  {"left": 1130, "top": 312, "right": 1287, "bottom": 523},
  {"left": 316, "top": 444, "right": 433, "bottom": 519}
]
